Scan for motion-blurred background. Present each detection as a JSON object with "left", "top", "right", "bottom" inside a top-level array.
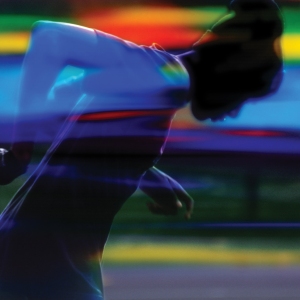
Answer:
[{"left": 0, "top": 1, "right": 300, "bottom": 299}]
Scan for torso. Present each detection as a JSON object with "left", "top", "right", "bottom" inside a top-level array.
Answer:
[{"left": 0, "top": 37, "right": 190, "bottom": 299}]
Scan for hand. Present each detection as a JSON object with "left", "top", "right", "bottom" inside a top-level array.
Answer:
[
  {"left": 0, "top": 148, "right": 28, "bottom": 185},
  {"left": 139, "top": 167, "right": 194, "bottom": 219}
]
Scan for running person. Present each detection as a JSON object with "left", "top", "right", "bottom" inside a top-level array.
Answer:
[{"left": 0, "top": 0, "right": 283, "bottom": 299}]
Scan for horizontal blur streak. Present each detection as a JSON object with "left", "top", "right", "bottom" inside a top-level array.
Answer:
[
  {"left": 0, "top": 6, "right": 222, "bottom": 52},
  {"left": 102, "top": 240, "right": 300, "bottom": 265},
  {"left": 0, "top": 32, "right": 29, "bottom": 53},
  {"left": 95, "top": 30, "right": 300, "bottom": 62},
  {"left": 1, "top": 31, "right": 297, "bottom": 59},
  {"left": 0, "top": 5, "right": 299, "bottom": 60},
  {"left": 219, "top": 129, "right": 291, "bottom": 137},
  {"left": 75, "top": 6, "right": 221, "bottom": 48},
  {"left": 69, "top": 109, "right": 176, "bottom": 122},
  {"left": 282, "top": 34, "right": 300, "bottom": 61},
  {"left": 77, "top": 6, "right": 222, "bottom": 27}
]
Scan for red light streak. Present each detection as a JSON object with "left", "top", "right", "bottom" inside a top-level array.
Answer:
[
  {"left": 69, "top": 109, "right": 176, "bottom": 122},
  {"left": 220, "top": 129, "right": 286, "bottom": 137}
]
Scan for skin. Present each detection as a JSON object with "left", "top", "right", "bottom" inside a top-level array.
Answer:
[
  {"left": 10, "top": 21, "right": 196, "bottom": 219},
  {"left": 0, "top": 2, "right": 283, "bottom": 297},
  {"left": 9, "top": 0, "right": 283, "bottom": 219}
]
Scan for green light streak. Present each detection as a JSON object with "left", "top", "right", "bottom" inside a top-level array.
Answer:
[
  {"left": 0, "top": 15, "right": 76, "bottom": 32},
  {"left": 282, "top": 7, "right": 300, "bottom": 34}
]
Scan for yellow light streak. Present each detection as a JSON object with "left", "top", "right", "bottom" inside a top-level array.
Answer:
[
  {"left": 0, "top": 32, "right": 29, "bottom": 53},
  {"left": 103, "top": 243, "right": 300, "bottom": 266},
  {"left": 282, "top": 34, "right": 300, "bottom": 60}
]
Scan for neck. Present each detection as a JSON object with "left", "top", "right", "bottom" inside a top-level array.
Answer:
[
  {"left": 177, "top": 50, "right": 199, "bottom": 104},
  {"left": 177, "top": 50, "right": 197, "bottom": 73}
]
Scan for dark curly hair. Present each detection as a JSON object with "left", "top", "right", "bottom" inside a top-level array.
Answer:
[{"left": 186, "top": 0, "right": 284, "bottom": 120}]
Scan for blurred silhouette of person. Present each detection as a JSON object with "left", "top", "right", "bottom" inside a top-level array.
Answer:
[{"left": 0, "top": 0, "right": 283, "bottom": 299}]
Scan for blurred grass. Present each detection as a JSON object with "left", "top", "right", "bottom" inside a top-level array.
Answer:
[{"left": 0, "top": 176, "right": 25, "bottom": 210}]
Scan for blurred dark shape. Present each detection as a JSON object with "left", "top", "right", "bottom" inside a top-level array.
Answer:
[
  {"left": 0, "top": 0, "right": 296, "bottom": 17},
  {"left": 0, "top": 149, "right": 28, "bottom": 185},
  {"left": 185, "top": 0, "right": 284, "bottom": 120},
  {"left": 0, "top": 0, "right": 70, "bottom": 16},
  {"left": 172, "top": 0, "right": 296, "bottom": 6}
]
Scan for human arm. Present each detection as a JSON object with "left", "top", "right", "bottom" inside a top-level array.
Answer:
[
  {"left": 10, "top": 22, "right": 126, "bottom": 164},
  {"left": 0, "top": 75, "right": 85, "bottom": 186},
  {"left": 139, "top": 167, "right": 194, "bottom": 219}
]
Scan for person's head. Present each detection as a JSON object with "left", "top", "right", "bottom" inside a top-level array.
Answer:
[{"left": 181, "top": 0, "right": 283, "bottom": 121}]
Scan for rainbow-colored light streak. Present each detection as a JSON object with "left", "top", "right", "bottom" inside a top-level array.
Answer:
[
  {"left": 0, "top": 6, "right": 299, "bottom": 64},
  {"left": 0, "top": 6, "right": 227, "bottom": 51}
]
